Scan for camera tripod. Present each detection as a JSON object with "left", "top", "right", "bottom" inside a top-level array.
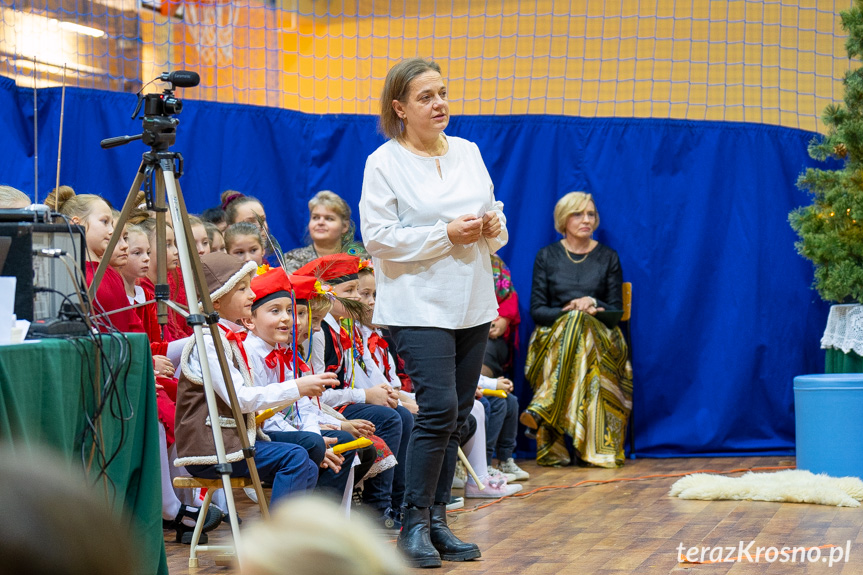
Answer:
[{"left": 90, "top": 73, "right": 268, "bottom": 561}]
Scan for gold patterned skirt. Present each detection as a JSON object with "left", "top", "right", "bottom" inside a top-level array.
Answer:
[{"left": 524, "top": 310, "right": 633, "bottom": 468}]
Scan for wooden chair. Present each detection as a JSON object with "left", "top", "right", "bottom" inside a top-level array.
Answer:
[
  {"left": 621, "top": 282, "right": 632, "bottom": 323},
  {"left": 172, "top": 476, "right": 253, "bottom": 568},
  {"left": 621, "top": 282, "right": 635, "bottom": 459}
]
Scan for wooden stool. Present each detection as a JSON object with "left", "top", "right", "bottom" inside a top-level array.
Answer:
[{"left": 172, "top": 476, "right": 252, "bottom": 567}]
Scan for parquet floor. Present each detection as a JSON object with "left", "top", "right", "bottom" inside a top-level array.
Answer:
[{"left": 164, "top": 456, "right": 863, "bottom": 574}]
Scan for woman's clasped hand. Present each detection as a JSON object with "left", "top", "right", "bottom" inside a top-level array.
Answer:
[
  {"left": 446, "top": 211, "right": 502, "bottom": 245},
  {"left": 561, "top": 296, "right": 603, "bottom": 314}
]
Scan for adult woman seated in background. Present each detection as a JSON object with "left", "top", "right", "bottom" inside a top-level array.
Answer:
[
  {"left": 283, "top": 190, "right": 366, "bottom": 272},
  {"left": 521, "top": 192, "right": 632, "bottom": 468}
]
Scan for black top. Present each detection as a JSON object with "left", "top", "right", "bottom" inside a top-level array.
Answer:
[{"left": 530, "top": 241, "right": 623, "bottom": 327}]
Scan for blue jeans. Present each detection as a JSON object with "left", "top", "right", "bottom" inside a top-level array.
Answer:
[
  {"left": 267, "top": 430, "right": 327, "bottom": 466},
  {"left": 186, "top": 440, "right": 318, "bottom": 503},
  {"left": 391, "top": 323, "right": 490, "bottom": 508},
  {"left": 484, "top": 393, "right": 519, "bottom": 464}
]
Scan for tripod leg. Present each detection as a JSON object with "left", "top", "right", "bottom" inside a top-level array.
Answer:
[
  {"left": 153, "top": 172, "right": 169, "bottom": 335},
  {"left": 87, "top": 163, "right": 147, "bottom": 300},
  {"left": 172, "top": 178, "right": 271, "bottom": 518},
  {"left": 157, "top": 163, "right": 245, "bottom": 559}
]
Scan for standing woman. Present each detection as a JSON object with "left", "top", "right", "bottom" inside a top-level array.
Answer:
[{"left": 360, "top": 58, "right": 507, "bottom": 568}]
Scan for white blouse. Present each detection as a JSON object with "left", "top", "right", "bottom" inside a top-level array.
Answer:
[{"left": 359, "top": 135, "right": 508, "bottom": 329}]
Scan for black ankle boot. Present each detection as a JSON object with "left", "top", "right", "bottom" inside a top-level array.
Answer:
[
  {"left": 429, "top": 504, "right": 481, "bottom": 561},
  {"left": 397, "top": 506, "right": 442, "bottom": 568}
]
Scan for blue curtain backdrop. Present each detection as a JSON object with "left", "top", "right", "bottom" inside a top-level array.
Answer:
[{"left": 0, "top": 77, "right": 832, "bottom": 458}]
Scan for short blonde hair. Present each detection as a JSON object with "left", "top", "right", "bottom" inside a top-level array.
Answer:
[
  {"left": 0, "top": 185, "right": 30, "bottom": 208},
  {"left": 308, "top": 190, "right": 355, "bottom": 245},
  {"left": 240, "top": 496, "right": 405, "bottom": 575},
  {"left": 308, "top": 190, "right": 351, "bottom": 224},
  {"left": 553, "top": 192, "right": 599, "bottom": 235}
]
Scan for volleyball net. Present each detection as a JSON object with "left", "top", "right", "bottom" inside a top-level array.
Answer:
[{"left": 0, "top": 0, "right": 854, "bottom": 132}]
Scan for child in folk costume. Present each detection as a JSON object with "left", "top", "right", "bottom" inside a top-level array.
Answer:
[
  {"left": 356, "top": 262, "right": 419, "bottom": 414},
  {"left": 242, "top": 269, "right": 376, "bottom": 502},
  {"left": 174, "top": 252, "right": 336, "bottom": 503},
  {"left": 296, "top": 253, "right": 412, "bottom": 529},
  {"left": 302, "top": 279, "right": 397, "bottom": 484}
]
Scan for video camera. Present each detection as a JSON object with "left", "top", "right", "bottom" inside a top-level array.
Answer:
[{"left": 100, "top": 71, "right": 200, "bottom": 152}]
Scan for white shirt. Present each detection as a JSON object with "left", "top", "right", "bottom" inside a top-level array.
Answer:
[
  {"left": 358, "top": 324, "right": 400, "bottom": 388},
  {"left": 359, "top": 136, "right": 508, "bottom": 329},
  {"left": 243, "top": 332, "right": 325, "bottom": 435},
  {"left": 127, "top": 285, "right": 146, "bottom": 306},
  {"left": 478, "top": 374, "right": 499, "bottom": 390},
  {"left": 184, "top": 320, "right": 300, "bottom": 414}
]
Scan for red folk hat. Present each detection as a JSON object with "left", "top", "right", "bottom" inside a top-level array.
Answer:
[
  {"left": 250, "top": 268, "right": 294, "bottom": 311},
  {"left": 294, "top": 253, "right": 360, "bottom": 285},
  {"left": 287, "top": 275, "right": 326, "bottom": 303}
]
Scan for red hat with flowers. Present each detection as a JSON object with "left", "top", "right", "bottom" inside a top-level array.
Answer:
[
  {"left": 287, "top": 274, "right": 329, "bottom": 303},
  {"left": 250, "top": 268, "right": 293, "bottom": 311},
  {"left": 294, "top": 253, "right": 360, "bottom": 285}
]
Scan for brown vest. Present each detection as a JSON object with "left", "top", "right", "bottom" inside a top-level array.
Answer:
[{"left": 173, "top": 330, "right": 260, "bottom": 467}]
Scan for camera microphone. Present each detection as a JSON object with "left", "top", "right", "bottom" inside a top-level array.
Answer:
[{"left": 159, "top": 70, "right": 200, "bottom": 88}]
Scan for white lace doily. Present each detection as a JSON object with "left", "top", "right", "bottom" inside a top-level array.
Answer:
[{"left": 821, "top": 304, "right": 863, "bottom": 355}]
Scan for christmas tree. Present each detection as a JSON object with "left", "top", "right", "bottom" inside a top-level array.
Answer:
[{"left": 790, "top": 1, "right": 863, "bottom": 303}]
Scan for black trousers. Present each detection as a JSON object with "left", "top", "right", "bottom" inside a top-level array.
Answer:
[{"left": 391, "top": 323, "right": 490, "bottom": 508}]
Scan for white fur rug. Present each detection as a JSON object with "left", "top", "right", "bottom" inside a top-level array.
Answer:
[{"left": 669, "top": 470, "right": 863, "bottom": 507}]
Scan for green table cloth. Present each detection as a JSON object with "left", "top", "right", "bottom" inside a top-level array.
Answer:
[
  {"left": 0, "top": 334, "right": 168, "bottom": 575},
  {"left": 825, "top": 348, "right": 863, "bottom": 373}
]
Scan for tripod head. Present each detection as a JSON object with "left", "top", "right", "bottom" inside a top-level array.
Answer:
[{"left": 100, "top": 71, "right": 200, "bottom": 152}]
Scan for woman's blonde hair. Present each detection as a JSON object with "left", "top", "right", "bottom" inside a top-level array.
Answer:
[
  {"left": 308, "top": 190, "right": 351, "bottom": 224},
  {"left": 44, "top": 186, "right": 108, "bottom": 223},
  {"left": 378, "top": 58, "right": 442, "bottom": 140},
  {"left": 308, "top": 190, "right": 356, "bottom": 246},
  {"left": 553, "top": 192, "right": 599, "bottom": 235}
]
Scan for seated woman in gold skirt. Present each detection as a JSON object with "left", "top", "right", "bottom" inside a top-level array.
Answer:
[{"left": 521, "top": 192, "right": 633, "bottom": 468}]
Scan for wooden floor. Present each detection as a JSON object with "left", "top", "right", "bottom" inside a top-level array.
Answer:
[{"left": 164, "top": 456, "right": 863, "bottom": 574}]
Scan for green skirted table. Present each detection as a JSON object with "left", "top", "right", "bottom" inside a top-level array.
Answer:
[
  {"left": 0, "top": 333, "right": 168, "bottom": 575},
  {"left": 821, "top": 304, "right": 863, "bottom": 374},
  {"left": 825, "top": 348, "right": 863, "bottom": 373}
]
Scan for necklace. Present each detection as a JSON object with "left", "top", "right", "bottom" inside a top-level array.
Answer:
[
  {"left": 403, "top": 134, "right": 447, "bottom": 157},
  {"left": 561, "top": 240, "right": 590, "bottom": 264}
]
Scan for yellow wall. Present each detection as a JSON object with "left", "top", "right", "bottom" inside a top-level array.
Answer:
[{"left": 8, "top": 0, "right": 856, "bottom": 132}]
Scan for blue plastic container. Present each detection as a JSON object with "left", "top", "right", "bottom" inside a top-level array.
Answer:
[{"left": 793, "top": 374, "right": 863, "bottom": 479}]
